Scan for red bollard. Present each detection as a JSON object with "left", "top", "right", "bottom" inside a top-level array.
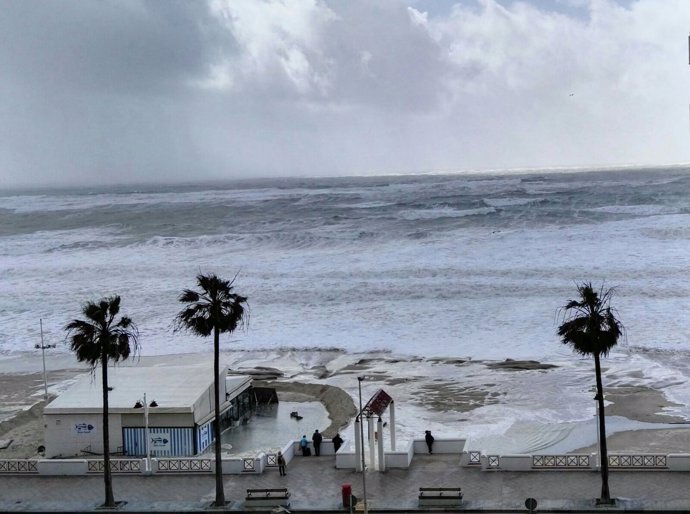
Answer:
[{"left": 341, "top": 483, "right": 352, "bottom": 508}]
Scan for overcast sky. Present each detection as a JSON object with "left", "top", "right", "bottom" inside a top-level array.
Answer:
[{"left": 1, "top": 0, "right": 689, "bottom": 187}]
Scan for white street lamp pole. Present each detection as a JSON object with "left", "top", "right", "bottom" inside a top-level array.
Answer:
[
  {"left": 135, "top": 394, "right": 155, "bottom": 474},
  {"left": 40, "top": 319, "right": 48, "bottom": 400},
  {"left": 144, "top": 392, "right": 151, "bottom": 474},
  {"left": 595, "top": 394, "right": 601, "bottom": 469},
  {"left": 358, "top": 376, "right": 368, "bottom": 514}
]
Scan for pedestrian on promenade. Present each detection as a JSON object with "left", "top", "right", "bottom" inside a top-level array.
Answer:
[
  {"left": 332, "top": 432, "right": 344, "bottom": 453},
  {"left": 312, "top": 429, "right": 323, "bottom": 456},
  {"left": 425, "top": 430, "right": 434, "bottom": 454},
  {"left": 277, "top": 451, "right": 287, "bottom": 476},
  {"left": 300, "top": 435, "right": 310, "bottom": 455}
]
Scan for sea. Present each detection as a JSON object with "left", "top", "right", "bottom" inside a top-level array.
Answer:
[{"left": 2, "top": 165, "right": 690, "bottom": 452}]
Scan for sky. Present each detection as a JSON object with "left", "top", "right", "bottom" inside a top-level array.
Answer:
[{"left": 0, "top": 0, "right": 689, "bottom": 187}]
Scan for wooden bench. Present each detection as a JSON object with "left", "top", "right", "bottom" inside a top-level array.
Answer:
[
  {"left": 245, "top": 488, "right": 290, "bottom": 508},
  {"left": 418, "top": 487, "right": 463, "bottom": 507}
]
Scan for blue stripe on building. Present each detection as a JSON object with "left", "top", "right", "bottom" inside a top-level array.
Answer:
[
  {"left": 122, "top": 427, "right": 195, "bottom": 457},
  {"left": 196, "top": 419, "right": 214, "bottom": 454}
]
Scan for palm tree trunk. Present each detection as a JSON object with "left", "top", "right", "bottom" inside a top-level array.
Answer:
[
  {"left": 213, "top": 326, "right": 225, "bottom": 507},
  {"left": 101, "top": 352, "right": 115, "bottom": 507},
  {"left": 594, "top": 353, "right": 611, "bottom": 503}
]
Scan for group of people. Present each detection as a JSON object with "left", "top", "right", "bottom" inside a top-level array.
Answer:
[
  {"left": 277, "top": 429, "right": 435, "bottom": 476},
  {"left": 277, "top": 430, "right": 345, "bottom": 476},
  {"left": 299, "top": 429, "right": 345, "bottom": 456}
]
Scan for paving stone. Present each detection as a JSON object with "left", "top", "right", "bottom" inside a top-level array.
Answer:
[{"left": 2, "top": 454, "right": 690, "bottom": 511}]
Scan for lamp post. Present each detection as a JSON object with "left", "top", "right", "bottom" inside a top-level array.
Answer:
[
  {"left": 134, "top": 393, "right": 158, "bottom": 474},
  {"left": 34, "top": 319, "right": 56, "bottom": 401},
  {"left": 594, "top": 393, "right": 601, "bottom": 469},
  {"left": 357, "top": 376, "right": 368, "bottom": 514}
]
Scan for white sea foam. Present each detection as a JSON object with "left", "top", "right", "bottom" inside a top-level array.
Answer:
[
  {"left": 2, "top": 168, "right": 690, "bottom": 452},
  {"left": 587, "top": 204, "right": 681, "bottom": 216},
  {"left": 397, "top": 206, "right": 496, "bottom": 220}
]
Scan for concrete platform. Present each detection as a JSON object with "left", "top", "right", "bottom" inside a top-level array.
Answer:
[{"left": 2, "top": 454, "right": 690, "bottom": 512}]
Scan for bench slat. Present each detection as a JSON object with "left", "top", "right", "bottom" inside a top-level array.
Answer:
[{"left": 246, "top": 488, "right": 290, "bottom": 500}]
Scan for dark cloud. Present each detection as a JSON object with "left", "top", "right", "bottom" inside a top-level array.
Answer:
[
  {"left": 0, "top": 1, "right": 229, "bottom": 95},
  {"left": 0, "top": 0, "right": 688, "bottom": 188}
]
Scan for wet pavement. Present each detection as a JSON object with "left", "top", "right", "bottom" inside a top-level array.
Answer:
[{"left": 2, "top": 454, "right": 690, "bottom": 512}]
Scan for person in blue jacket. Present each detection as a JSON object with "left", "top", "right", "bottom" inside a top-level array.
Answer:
[{"left": 300, "top": 434, "right": 310, "bottom": 455}]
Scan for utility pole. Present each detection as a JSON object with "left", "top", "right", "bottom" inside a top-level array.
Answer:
[
  {"left": 35, "top": 319, "right": 55, "bottom": 401},
  {"left": 358, "top": 376, "right": 368, "bottom": 514}
]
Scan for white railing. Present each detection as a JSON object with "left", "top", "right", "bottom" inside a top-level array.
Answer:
[
  {"left": 609, "top": 454, "right": 667, "bottom": 469},
  {"left": 487, "top": 455, "right": 500, "bottom": 469},
  {"left": 157, "top": 458, "right": 212, "bottom": 473},
  {"left": 468, "top": 451, "right": 481, "bottom": 465},
  {"left": 87, "top": 459, "right": 142, "bottom": 473},
  {"left": 533, "top": 454, "right": 591, "bottom": 469},
  {"left": 0, "top": 459, "right": 38, "bottom": 474}
]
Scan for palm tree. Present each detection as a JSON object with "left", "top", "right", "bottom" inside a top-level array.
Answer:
[
  {"left": 174, "top": 273, "right": 248, "bottom": 507},
  {"left": 65, "top": 295, "right": 139, "bottom": 508},
  {"left": 558, "top": 283, "right": 623, "bottom": 504}
]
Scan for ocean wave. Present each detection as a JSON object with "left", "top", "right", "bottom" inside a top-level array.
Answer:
[
  {"left": 335, "top": 201, "right": 397, "bottom": 209},
  {"left": 397, "top": 206, "right": 496, "bottom": 220},
  {"left": 640, "top": 225, "right": 690, "bottom": 240},
  {"left": 587, "top": 204, "right": 681, "bottom": 216},
  {"left": 138, "top": 230, "right": 359, "bottom": 251},
  {"left": 483, "top": 197, "right": 543, "bottom": 208}
]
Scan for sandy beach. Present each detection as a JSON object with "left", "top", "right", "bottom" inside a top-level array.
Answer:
[{"left": 1, "top": 350, "right": 689, "bottom": 459}]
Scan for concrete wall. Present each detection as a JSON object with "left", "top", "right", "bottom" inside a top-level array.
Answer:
[
  {"left": 385, "top": 440, "right": 414, "bottom": 468},
  {"left": 36, "top": 459, "right": 88, "bottom": 475},
  {"left": 484, "top": 454, "right": 532, "bottom": 471},
  {"left": 289, "top": 438, "right": 341, "bottom": 457},
  {"left": 668, "top": 454, "right": 690, "bottom": 471},
  {"left": 413, "top": 438, "right": 466, "bottom": 454},
  {"left": 9, "top": 449, "right": 690, "bottom": 476},
  {"left": 334, "top": 438, "right": 465, "bottom": 470},
  {"left": 44, "top": 413, "right": 123, "bottom": 458}
]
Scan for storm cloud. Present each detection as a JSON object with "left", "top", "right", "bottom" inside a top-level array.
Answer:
[{"left": 1, "top": 0, "right": 689, "bottom": 187}]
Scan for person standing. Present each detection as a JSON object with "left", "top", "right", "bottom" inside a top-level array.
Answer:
[
  {"left": 425, "top": 430, "right": 434, "bottom": 454},
  {"left": 277, "top": 451, "right": 287, "bottom": 476},
  {"left": 300, "top": 435, "right": 310, "bottom": 456},
  {"left": 332, "top": 432, "right": 344, "bottom": 453},
  {"left": 312, "top": 429, "right": 323, "bottom": 456}
]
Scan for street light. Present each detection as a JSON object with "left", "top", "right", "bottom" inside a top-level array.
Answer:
[
  {"left": 594, "top": 393, "right": 602, "bottom": 469},
  {"left": 34, "top": 319, "right": 56, "bottom": 401},
  {"left": 357, "top": 376, "right": 368, "bottom": 514},
  {"left": 134, "top": 393, "right": 158, "bottom": 474}
]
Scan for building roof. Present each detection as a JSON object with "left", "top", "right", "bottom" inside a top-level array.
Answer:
[{"left": 44, "top": 365, "right": 251, "bottom": 415}]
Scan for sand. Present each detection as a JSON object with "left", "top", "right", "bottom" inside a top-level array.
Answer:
[{"left": 569, "top": 386, "right": 690, "bottom": 454}]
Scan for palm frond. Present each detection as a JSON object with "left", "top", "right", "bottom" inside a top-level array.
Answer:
[
  {"left": 65, "top": 295, "right": 139, "bottom": 369},
  {"left": 174, "top": 273, "right": 249, "bottom": 338},
  {"left": 557, "top": 282, "right": 624, "bottom": 357}
]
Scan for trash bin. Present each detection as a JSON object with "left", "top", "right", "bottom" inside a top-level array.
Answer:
[{"left": 341, "top": 483, "right": 352, "bottom": 508}]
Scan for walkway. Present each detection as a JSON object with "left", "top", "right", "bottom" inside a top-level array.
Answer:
[{"left": 2, "top": 454, "right": 690, "bottom": 512}]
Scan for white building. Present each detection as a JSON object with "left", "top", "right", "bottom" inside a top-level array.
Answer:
[{"left": 43, "top": 365, "right": 252, "bottom": 458}]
